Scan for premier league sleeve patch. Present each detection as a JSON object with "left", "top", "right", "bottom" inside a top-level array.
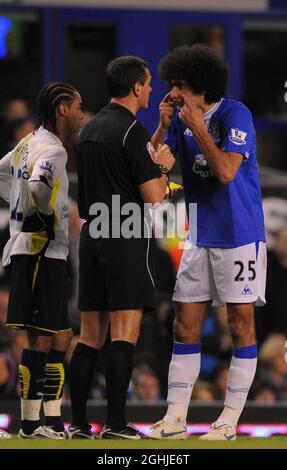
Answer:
[
  {"left": 229, "top": 128, "right": 247, "bottom": 145},
  {"left": 39, "top": 161, "right": 56, "bottom": 176},
  {"left": 146, "top": 141, "right": 158, "bottom": 163}
]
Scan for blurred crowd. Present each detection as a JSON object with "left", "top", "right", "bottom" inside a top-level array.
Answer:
[{"left": 0, "top": 98, "right": 287, "bottom": 406}]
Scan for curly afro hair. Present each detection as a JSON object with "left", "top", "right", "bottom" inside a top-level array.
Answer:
[{"left": 158, "top": 44, "right": 229, "bottom": 104}]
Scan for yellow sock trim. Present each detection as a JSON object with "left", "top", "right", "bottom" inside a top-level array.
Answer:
[
  {"left": 19, "top": 365, "right": 31, "bottom": 400},
  {"left": 44, "top": 363, "right": 65, "bottom": 400}
]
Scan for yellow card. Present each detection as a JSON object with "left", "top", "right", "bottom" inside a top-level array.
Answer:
[{"left": 165, "top": 181, "right": 183, "bottom": 195}]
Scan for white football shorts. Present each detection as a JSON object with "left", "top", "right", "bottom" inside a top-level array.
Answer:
[{"left": 173, "top": 240, "right": 266, "bottom": 306}]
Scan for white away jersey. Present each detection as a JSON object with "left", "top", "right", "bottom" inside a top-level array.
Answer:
[{"left": 0, "top": 126, "right": 69, "bottom": 266}]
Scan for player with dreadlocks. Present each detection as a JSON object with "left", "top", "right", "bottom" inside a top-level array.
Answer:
[{"left": 0, "top": 82, "right": 84, "bottom": 438}]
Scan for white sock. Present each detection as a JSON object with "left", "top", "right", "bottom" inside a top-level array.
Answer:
[
  {"left": 21, "top": 399, "right": 42, "bottom": 421},
  {"left": 164, "top": 342, "right": 201, "bottom": 425},
  {"left": 44, "top": 399, "right": 62, "bottom": 417},
  {"left": 218, "top": 345, "right": 257, "bottom": 427}
]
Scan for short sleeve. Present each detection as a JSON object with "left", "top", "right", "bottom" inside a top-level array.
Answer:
[
  {"left": 125, "top": 122, "right": 161, "bottom": 185},
  {"left": 30, "top": 145, "right": 67, "bottom": 186},
  {"left": 219, "top": 105, "right": 254, "bottom": 159}
]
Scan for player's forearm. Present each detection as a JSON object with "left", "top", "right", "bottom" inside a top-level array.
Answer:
[
  {"left": 151, "top": 125, "right": 168, "bottom": 150},
  {"left": 29, "top": 180, "right": 53, "bottom": 215},
  {"left": 193, "top": 128, "right": 236, "bottom": 183}
]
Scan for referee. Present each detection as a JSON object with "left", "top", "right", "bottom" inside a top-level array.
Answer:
[{"left": 68, "top": 56, "right": 175, "bottom": 439}]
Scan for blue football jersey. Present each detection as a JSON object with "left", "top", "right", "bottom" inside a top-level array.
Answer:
[{"left": 166, "top": 98, "right": 265, "bottom": 248}]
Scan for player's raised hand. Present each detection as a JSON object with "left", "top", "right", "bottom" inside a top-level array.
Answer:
[
  {"left": 155, "top": 144, "right": 176, "bottom": 172},
  {"left": 159, "top": 93, "right": 176, "bottom": 130},
  {"left": 179, "top": 92, "right": 205, "bottom": 134}
]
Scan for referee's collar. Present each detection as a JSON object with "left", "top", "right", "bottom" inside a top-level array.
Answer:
[{"left": 107, "top": 102, "right": 136, "bottom": 119}]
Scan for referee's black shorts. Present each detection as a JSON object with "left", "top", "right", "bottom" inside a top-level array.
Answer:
[
  {"left": 6, "top": 254, "right": 71, "bottom": 335},
  {"left": 78, "top": 222, "right": 155, "bottom": 312}
]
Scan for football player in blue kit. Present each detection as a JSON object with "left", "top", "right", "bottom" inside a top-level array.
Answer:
[{"left": 148, "top": 45, "right": 266, "bottom": 440}]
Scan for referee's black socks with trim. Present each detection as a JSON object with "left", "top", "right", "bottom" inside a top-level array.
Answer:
[
  {"left": 106, "top": 340, "right": 134, "bottom": 431},
  {"left": 69, "top": 342, "right": 100, "bottom": 429}
]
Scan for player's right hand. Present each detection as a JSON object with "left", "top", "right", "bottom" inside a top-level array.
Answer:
[
  {"left": 155, "top": 144, "right": 176, "bottom": 172},
  {"left": 159, "top": 93, "right": 176, "bottom": 130},
  {"left": 22, "top": 210, "right": 55, "bottom": 240}
]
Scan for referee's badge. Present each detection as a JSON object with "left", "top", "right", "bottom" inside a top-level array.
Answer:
[{"left": 146, "top": 141, "right": 158, "bottom": 163}]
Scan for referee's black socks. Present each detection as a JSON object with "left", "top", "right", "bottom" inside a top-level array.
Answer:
[
  {"left": 106, "top": 340, "right": 134, "bottom": 431},
  {"left": 69, "top": 342, "right": 100, "bottom": 429}
]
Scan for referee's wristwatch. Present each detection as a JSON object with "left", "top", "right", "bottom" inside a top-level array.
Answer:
[{"left": 158, "top": 164, "right": 169, "bottom": 175}]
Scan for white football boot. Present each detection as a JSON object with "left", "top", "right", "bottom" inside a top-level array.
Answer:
[
  {"left": 18, "top": 425, "right": 65, "bottom": 439},
  {"left": 0, "top": 429, "right": 12, "bottom": 439},
  {"left": 147, "top": 420, "right": 187, "bottom": 440},
  {"left": 199, "top": 421, "right": 237, "bottom": 441}
]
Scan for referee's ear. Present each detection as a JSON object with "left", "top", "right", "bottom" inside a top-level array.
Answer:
[{"left": 132, "top": 82, "right": 142, "bottom": 98}]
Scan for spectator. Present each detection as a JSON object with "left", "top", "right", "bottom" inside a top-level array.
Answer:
[
  {"left": 0, "top": 352, "right": 19, "bottom": 400},
  {"left": 2, "top": 98, "right": 30, "bottom": 121},
  {"left": 251, "top": 381, "right": 278, "bottom": 403},
  {"left": 257, "top": 334, "right": 287, "bottom": 400},
  {"left": 214, "top": 361, "right": 230, "bottom": 400},
  {"left": 9, "top": 116, "right": 35, "bottom": 148},
  {"left": 0, "top": 288, "right": 12, "bottom": 353},
  {"left": 131, "top": 369, "right": 162, "bottom": 402},
  {"left": 0, "top": 98, "right": 34, "bottom": 155},
  {"left": 0, "top": 117, "right": 13, "bottom": 157},
  {"left": 256, "top": 227, "right": 287, "bottom": 344},
  {"left": 0, "top": 287, "right": 9, "bottom": 325},
  {"left": 8, "top": 331, "right": 28, "bottom": 364},
  {"left": 136, "top": 242, "right": 176, "bottom": 395},
  {"left": 192, "top": 380, "right": 217, "bottom": 401},
  {"left": 215, "top": 306, "right": 233, "bottom": 357}
]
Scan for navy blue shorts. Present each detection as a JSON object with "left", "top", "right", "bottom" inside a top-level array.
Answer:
[{"left": 6, "top": 254, "right": 70, "bottom": 334}]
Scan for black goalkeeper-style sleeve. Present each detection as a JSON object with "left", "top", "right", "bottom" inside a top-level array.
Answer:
[{"left": 124, "top": 121, "right": 162, "bottom": 186}]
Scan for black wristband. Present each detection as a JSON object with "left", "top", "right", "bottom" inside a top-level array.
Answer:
[{"left": 158, "top": 164, "right": 169, "bottom": 175}]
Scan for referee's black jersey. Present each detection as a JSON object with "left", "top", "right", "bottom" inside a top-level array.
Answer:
[{"left": 77, "top": 103, "right": 162, "bottom": 222}]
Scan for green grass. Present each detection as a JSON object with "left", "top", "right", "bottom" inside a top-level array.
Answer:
[{"left": 0, "top": 436, "right": 286, "bottom": 449}]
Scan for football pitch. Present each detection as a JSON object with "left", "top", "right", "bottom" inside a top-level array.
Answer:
[{"left": 0, "top": 436, "right": 286, "bottom": 449}]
